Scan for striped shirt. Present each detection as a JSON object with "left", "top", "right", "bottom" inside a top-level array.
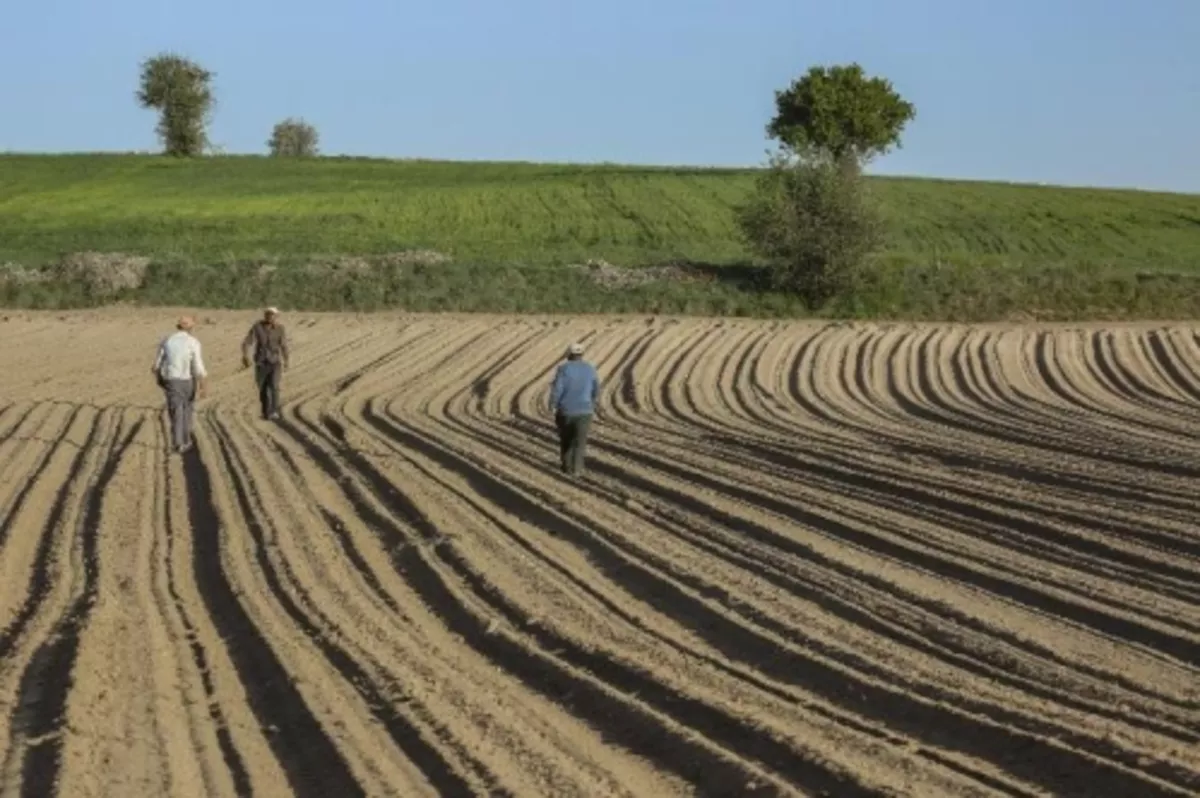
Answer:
[{"left": 154, "top": 331, "right": 207, "bottom": 381}]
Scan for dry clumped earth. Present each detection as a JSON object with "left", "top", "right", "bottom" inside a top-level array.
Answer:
[{"left": 0, "top": 308, "right": 1198, "bottom": 797}]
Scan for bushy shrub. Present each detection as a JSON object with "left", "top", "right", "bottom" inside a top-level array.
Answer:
[
  {"left": 738, "top": 154, "right": 882, "bottom": 304},
  {"left": 268, "top": 118, "right": 319, "bottom": 157}
]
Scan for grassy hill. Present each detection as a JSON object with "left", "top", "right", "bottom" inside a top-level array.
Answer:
[{"left": 1, "top": 153, "right": 1199, "bottom": 319}]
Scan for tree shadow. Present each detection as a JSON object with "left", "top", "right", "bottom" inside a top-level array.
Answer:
[{"left": 661, "top": 260, "right": 774, "bottom": 293}]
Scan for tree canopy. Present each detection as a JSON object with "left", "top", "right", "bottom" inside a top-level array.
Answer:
[
  {"left": 136, "top": 53, "right": 214, "bottom": 157},
  {"left": 767, "top": 63, "right": 915, "bottom": 164}
]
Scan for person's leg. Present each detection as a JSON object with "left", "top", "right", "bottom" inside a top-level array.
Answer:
[
  {"left": 268, "top": 362, "right": 282, "bottom": 417},
  {"left": 571, "top": 414, "right": 592, "bottom": 474},
  {"left": 180, "top": 380, "right": 195, "bottom": 449},
  {"left": 555, "top": 412, "right": 572, "bottom": 471},
  {"left": 255, "top": 364, "right": 271, "bottom": 419},
  {"left": 562, "top": 415, "right": 584, "bottom": 475},
  {"left": 166, "top": 380, "right": 189, "bottom": 450},
  {"left": 162, "top": 384, "right": 178, "bottom": 451}
]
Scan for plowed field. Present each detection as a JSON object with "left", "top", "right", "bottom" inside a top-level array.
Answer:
[{"left": 0, "top": 309, "right": 1198, "bottom": 797}]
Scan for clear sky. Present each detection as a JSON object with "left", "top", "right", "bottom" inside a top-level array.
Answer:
[{"left": 2, "top": 0, "right": 1197, "bottom": 192}]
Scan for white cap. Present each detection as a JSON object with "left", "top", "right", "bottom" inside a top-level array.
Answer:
[
  {"left": 265, "top": 306, "right": 279, "bottom": 315},
  {"left": 567, "top": 342, "right": 584, "bottom": 355}
]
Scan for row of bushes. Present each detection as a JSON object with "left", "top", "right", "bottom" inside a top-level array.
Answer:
[{"left": 3, "top": 251, "right": 1197, "bottom": 321}]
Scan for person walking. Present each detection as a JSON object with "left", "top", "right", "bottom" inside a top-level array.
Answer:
[
  {"left": 241, "top": 306, "right": 290, "bottom": 420},
  {"left": 550, "top": 342, "right": 600, "bottom": 476},
  {"left": 152, "top": 315, "right": 208, "bottom": 454}
]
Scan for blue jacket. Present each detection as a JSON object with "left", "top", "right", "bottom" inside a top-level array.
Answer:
[{"left": 551, "top": 360, "right": 600, "bottom": 416}]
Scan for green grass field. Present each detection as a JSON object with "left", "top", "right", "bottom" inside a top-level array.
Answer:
[{"left": 2, "top": 153, "right": 1199, "bottom": 319}]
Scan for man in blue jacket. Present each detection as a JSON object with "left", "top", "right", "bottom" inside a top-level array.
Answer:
[{"left": 550, "top": 342, "right": 600, "bottom": 476}]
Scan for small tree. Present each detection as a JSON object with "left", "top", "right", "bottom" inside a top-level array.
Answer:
[
  {"left": 268, "top": 118, "right": 319, "bottom": 157},
  {"left": 739, "top": 63, "right": 914, "bottom": 304},
  {"left": 137, "top": 53, "right": 215, "bottom": 157}
]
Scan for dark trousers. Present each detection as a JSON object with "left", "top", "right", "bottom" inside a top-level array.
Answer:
[
  {"left": 162, "top": 378, "right": 196, "bottom": 449},
  {"left": 556, "top": 412, "right": 592, "bottom": 475},
  {"left": 255, "top": 362, "right": 282, "bottom": 418}
]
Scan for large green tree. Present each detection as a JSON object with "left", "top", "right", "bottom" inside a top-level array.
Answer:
[
  {"left": 738, "top": 63, "right": 915, "bottom": 305},
  {"left": 767, "top": 62, "right": 915, "bottom": 165},
  {"left": 136, "top": 53, "right": 215, "bottom": 157}
]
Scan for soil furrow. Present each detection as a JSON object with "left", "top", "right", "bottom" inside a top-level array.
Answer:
[{"left": 179, "top": 440, "right": 365, "bottom": 798}]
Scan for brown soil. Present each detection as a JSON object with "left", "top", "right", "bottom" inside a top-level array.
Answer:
[{"left": 0, "top": 308, "right": 1197, "bottom": 797}]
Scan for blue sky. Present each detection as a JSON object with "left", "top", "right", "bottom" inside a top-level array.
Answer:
[{"left": 2, "top": 0, "right": 1197, "bottom": 192}]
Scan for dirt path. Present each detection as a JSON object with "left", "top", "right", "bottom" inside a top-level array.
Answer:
[{"left": 0, "top": 309, "right": 1197, "bottom": 796}]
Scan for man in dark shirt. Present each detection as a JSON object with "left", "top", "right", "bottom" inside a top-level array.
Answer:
[
  {"left": 241, "top": 306, "right": 290, "bottom": 420},
  {"left": 550, "top": 342, "right": 600, "bottom": 476}
]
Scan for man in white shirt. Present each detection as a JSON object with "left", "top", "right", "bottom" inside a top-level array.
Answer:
[{"left": 152, "top": 315, "right": 208, "bottom": 453}]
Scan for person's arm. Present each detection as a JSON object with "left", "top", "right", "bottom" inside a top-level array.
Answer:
[
  {"left": 279, "top": 325, "right": 290, "bottom": 369},
  {"left": 241, "top": 326, "right": 256, "bottom": 367},
  {"left": 549, "top": 365, "right": 565, "bottom": 413},
  {"left": 591, "top": 366, "right": 601, "bottom": 404},
  {"left": 151, "top": 338, "right": 165, "bottom": 375},
  {"left": 191, "top": 338, "right": 209, "bottom": 396}
]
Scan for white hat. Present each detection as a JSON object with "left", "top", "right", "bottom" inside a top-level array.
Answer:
[
  {"left": 567, "top": 342, "right": 584, "bottom": 355},
  {"left": 265, "top": 306, "right": 279, "bottom": 315}
]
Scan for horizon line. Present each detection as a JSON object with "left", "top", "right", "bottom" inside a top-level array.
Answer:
[{"left": 0, "top": 149, "right": 1195, "bottom": 197}]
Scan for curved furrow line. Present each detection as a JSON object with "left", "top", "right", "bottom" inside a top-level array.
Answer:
[
  {"left": 267, "top": 408, "right": 702, "bottom": 798},
  {"left": 255, "top": 430, "right": 662, "bottom": 798},
  {"left": 730, "top": 328, "right": 1200, "bottom": 571},
  {"left": 585, "top": 343, "right": 1200, "bottom": 633},
  {"left": 49, "top": 417, "right": 176, "bottom": 798},
  {"left": 156, "top": 425, "right": 256, "bottom": 798},
  {"left": 472, "top": 364, "right": 1200, "bottom": 705},
  {"left": 331, "top": 325, "right": 440, "bottom": 395},
  {"left": 419, "top": 399, "right": 1200, "bottom": 746},
  {"left": 1143, "top": 329, "right": 1200, "bottom": 401},
  {"left": 1127, "top": 330, "right": 1200, "bottom": 410},
  {"left": 5, "top": 413, "right": 142, "bottom": 798},
  {"left": 897, "top": 328, "right": 1190, "bottom": 477},
  {"left": 532, "top": 327, "right": 1200, "bottom": 720},
  {"left": 501, "top": 384, "right": 1200, "bottom": 681},
  {"left": 572, "top": 427, "right": 1200, "bottom": 667},
  {"left": 480, "top": 324, "right": 1200, "bottom": 633},
  {"left": 262, "top": 438, "right": 401, "bottom": 614},
  {"left": 348, "top": 417, "right": 1038, "bottom": 797},
  {"left": 941, "top": 330, "right": 1200, "bottom": 520},
  {"left": 0, "top": 405, "right": 81, "bottom": 552},
  {"left": 2, "top": 313, "right": 1198, "bottom": 795},
  {"left": 178, "top": 432, "right": 367, "bottom": 798},
  {"left": 802, "top": 325, "right": 1181, "bottom": 483},
  {"left": 1044, "top": 329, "right": 1191, "bottom": 430},
  {"left": 592, "top": 409, "right": 1200, "bottom": 610},
  {"left": 1070, "top": 330, "right": 1200, "bottom": 440},
  {"left": 0, "top": 403, "right": 41, "bottom": 460},
  {"left": 368, "top": 398, "right": 1200, "bottom": 796},
  {"left": 273, "top": 407, "right": 820, "bottom": 797},
  {"left": 0, "top": 405, "right": 63, "bottom": 508},
  {"left": 208, "top": 411, "right": 491, "bottom": 796},
  {"left": 228, "top": 408, "right": 538, "bottom": 794},
  {"left": 339, "top": 320, "right": 518, "bottom": 407},
  {"left": 306, "top": 402, "right": 888, "bottom": 796},
  {"left": 379, "top": 345, "right": 1065, "bottom": 792},
  {"left": 1025, "top": 332, "right": 1199, "bottom": 477},
  {"left": 0, "top": 409, "right": 109, "bottom": 667},
  {"left": 1099, "top": 330, "right": 1200, "bottom": 420},
  {"left": 784, "top": 329, "right": 1199, "bottom": 513}
]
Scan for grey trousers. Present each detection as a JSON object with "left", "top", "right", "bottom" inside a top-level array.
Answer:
[
  {"left": 255, "top": 362, "right": 282, "bottom": 419},
  {"left": 163, "top": 378, "right": 196, "bottom": 449}
]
